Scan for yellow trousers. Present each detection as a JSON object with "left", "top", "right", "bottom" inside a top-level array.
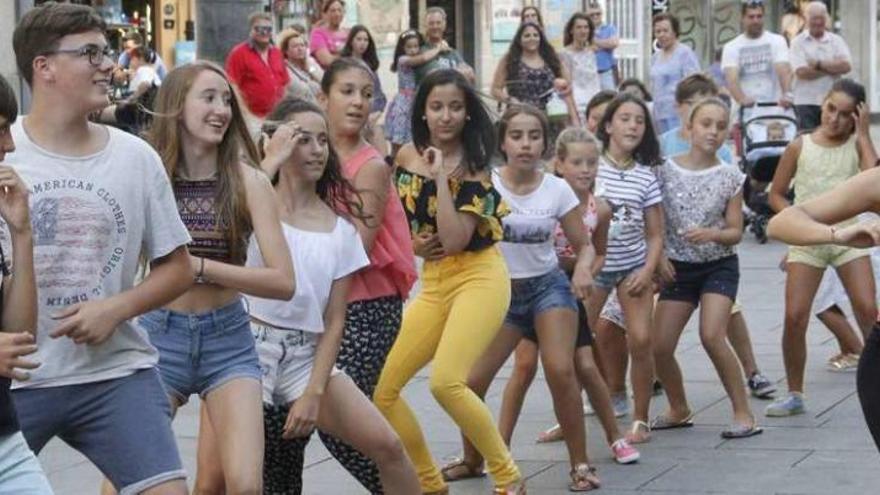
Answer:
[{"left": 374, "top": 246, "right": 520, "bottom": 491}]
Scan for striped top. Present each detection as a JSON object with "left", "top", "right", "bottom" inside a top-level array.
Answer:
[
  {"left": 595, "top": 157, "right": 662, "bottom": 272},
  {"left": 174, "top": 178, "right": 242, "bottom": 265}
]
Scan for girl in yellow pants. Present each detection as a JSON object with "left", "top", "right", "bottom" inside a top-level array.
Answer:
[{"left": 374, "top": 69, "right": 524, "bottom": 495}]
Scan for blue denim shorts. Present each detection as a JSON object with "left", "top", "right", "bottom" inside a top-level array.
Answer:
[
  {"left": 594, "top": 264, "right": 644, "bottom": 291},
  {"left": 140, "top": 298, "right": 261, "bottom": 404},
  {"left": 505, "top": 269, "right": 579, "bottom": 338},
  {"left": 12, "top": 368, "right": 185, "bottom": 494}
]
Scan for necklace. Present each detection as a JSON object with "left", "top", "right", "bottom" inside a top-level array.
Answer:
[
  {"left": 603, "top": 152, "right": 635, "bottom": 179},
  {"left": 177, "top": 170, "right": 218, "bottom": 181}
]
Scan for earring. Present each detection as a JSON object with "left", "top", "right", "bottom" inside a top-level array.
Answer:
[
  {"left": 466, "top": 116, "right": 471, "bottom": 121},
  {"left": 421, "top": 115, "right": 427, "bottom": 120}
]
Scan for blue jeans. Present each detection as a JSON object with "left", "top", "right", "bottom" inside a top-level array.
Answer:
[
  {"left": 599, "top": 70, "right": 616, "bottom": 91},
  {"left": 141, "top": 298, "right": 261, "bottom": 404},
  {"left": 12, "top": 369, "right": 185, "bottom": 494},
  {"left": 0, "top": 432, "right": 53, "bottom": 495}
]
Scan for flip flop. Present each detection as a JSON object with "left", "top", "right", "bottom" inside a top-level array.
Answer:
[
  {"left": 650, "top": 412, "right": 694, "bottom": 430},
  {"left": 440, "top": 457, "right": 486, "bottom": 482},
  {"left": 721, "top": 423, "right": 764, "bottom": 439}
]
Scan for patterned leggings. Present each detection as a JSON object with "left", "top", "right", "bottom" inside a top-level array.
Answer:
[{"left": 262, "top": 295, "right": 403, "bottom": 494}]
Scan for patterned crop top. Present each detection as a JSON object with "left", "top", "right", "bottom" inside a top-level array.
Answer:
[
  {"left": 174, "top": 178, "right": 245, "bottom": 265},
  {"left": 395, "top": 168, "right": 509, "bottom": 252}
]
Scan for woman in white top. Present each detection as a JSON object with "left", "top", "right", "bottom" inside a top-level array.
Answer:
[
  {"left": 560, "top": 12, "right": 601, "bottom": 121},
  {"left": 249, "top": 98, "right": 420, "bottom": 493}
]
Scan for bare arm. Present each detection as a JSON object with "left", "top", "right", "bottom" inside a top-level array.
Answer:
[
  {"left": 775, "top": 62, "right": 793, "bottom": 95},
  {"left": 560, "top": 206, "right": 595, "bottom": 300},
  {"left": 594, "top": 35, "right": 620, "bottom": 50},
  {"left": 0, "top": 166, "right": 35, "bottom": 334},
  {"left": 283, "top": 274, "right": 351, "bottom": 439},
  {"left": 855, "top": 102, "right": 877, "bottom": 172},
  {"left": 313, "top": 48, "right": 337, "bottom": 69},
  {"left": 350, "top": 159, "right": 390, "bottom": 252},
  {"left": 491, "top": 56, "right": 510, "bottom": 103},
  {"left": 591, "top": 199, "right": 611, "bottom": 276},
  {"left": 768, "top": 137, "right": 802, "bottom": 213},
  {"left": 724, "top": 67, "right": 753, "bottom": 106},
  {"left": 434, "top": 176, "right": 479, "bottom": 255},
  {"left": 200, "top": 167, "right": 295, "bottom": 300},
  {"left": 822, "top": 58, "right": 852, "bottom": 75},
  {"left": 767, "top": 167, "right": 880, "bottom": 246},
  {"left": 406, "top": 45, "right": 444, "bottom": 67}
]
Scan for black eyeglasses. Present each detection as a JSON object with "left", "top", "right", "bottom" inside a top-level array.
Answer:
[
  {"left": 253, "top": 26, "right": 273, "bottom": 35},
  {"left": 44, "top": 44, "right": 116, "bottom": 67}
]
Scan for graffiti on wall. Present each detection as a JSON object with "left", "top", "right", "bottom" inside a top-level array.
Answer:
[{"left": 651, "top": 0, "right": 741, "bottom": 65}]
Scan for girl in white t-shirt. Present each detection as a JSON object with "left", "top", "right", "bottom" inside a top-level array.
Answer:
[
  {"left": 450, "top": 105, "right": 601, "bottom": 491},
  {"left": 247, "top": 98, "right": 420, "bottom": 493}
]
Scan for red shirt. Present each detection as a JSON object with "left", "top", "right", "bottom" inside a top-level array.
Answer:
[{"left": 225, "top": 41, "right": 290, "bottom": 117}]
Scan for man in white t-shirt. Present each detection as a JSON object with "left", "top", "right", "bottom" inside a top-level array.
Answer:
[
  {"left": 722, "top": 1, "right": 793, "bottom": 118},
  {"left": 7, "top": 4, "right": 193, "bottom": 494},
  {"left": 790, "top": 1, "right": 852, "bottom": 131}
]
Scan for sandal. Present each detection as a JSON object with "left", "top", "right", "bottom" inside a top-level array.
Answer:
[
  {"left": 493, "top": 478, "right": 527, "bottom": 494},
  {"left": 440, "top": 457, "right": 485, "bottom": 482},
  {"left": 721, "top": 422, "right": 764, "bottom": 439},
  {"left": 536, "top": 423, "right": 564, "bottom": 443},
  {"left": 624, "top": 420, "right": 651, "bottom": 444},
  {"left": 569, "top": 463, "right": 600, "bottom": 492},
  {"left": 650, "top": 411, "right": 694, "bottom": 430}
]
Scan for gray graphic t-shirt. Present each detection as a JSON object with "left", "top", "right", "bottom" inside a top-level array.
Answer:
[
  {"left": 1, "top": 122, "right": 191, "bottom": 389},
  {"left": 721, "top": 31, "right": 789, "bottom": 104}
]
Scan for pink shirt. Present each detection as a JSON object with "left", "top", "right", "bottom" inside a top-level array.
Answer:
[
  {"left": 309, "top": 26, "right": 349, "bottom": 68},
  {"left": 342, "top": 146, "right": 417, "bottom": 302}
]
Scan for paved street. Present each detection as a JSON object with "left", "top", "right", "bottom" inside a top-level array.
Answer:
[{"left": 39, "top": 128, "right": 880, "bottom": 494}]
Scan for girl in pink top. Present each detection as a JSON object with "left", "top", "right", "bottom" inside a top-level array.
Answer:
[{"left": 309, "top": 0, "right": 350, "bottom": 69}]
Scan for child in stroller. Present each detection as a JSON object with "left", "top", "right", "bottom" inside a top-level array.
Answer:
[{"left": 738, "top": 104, "right": 798, "bottom": 242}]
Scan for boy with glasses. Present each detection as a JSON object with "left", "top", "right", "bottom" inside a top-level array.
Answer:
[{"left": 8, "top": 3, "right": 194, "bottom": 493}]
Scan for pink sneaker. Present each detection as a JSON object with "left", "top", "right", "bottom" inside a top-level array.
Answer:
[{"left": 610, "top": 438, "right": 640, "bottom": 464}]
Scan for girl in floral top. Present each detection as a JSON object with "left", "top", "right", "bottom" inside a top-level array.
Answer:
[
  {"left": 652, "top": 98, "right": 761, "bottom": 438},
  {"left": 374, "top": 69, "right": 525, "bottom": 495}
]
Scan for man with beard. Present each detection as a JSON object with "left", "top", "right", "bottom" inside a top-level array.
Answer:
[{"left": 225, "top": 12, "right": 290, "bottom": 118}]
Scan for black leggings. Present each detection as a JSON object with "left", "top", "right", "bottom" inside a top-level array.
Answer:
[
  {"left": 857, "top": 324, "right": 880, "bottom": 453},
  {"left": 262, "top": 296, "right": 403, "bottom": 494}
]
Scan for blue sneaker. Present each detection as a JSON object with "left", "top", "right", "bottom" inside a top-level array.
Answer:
[
  {"left": 765, "top": 393, "right": 805, "bottom": 417},
  {"left": 612, "top": 392, "right": 629, "bottom": 418}
]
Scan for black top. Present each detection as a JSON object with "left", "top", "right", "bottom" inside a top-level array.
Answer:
[{"left": 395, "top": 168, "right": 508, "bottom": 252}]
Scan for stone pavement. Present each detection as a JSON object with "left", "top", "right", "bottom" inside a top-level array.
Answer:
[
  {"left": 35, "top": 122, "right": 880, "bottom": 495},
  {"left": 37, "top": 234, "right": 880, "bottom": 494}
]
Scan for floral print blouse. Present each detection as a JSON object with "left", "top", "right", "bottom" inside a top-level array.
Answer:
[{"left": 396, "top": 168, "right": 509, "bottom": 252}]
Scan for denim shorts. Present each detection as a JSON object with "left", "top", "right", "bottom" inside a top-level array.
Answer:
[
  {"left": 0, "top": 431, "right": 53, "bottom": 494},
  {"left": 140, "top": 298, "right": 261, "bottom": 404},
  {"left": 12, "top": 369, "right": 185, "bottom": 494},
  {"left": 252, "top": 321, "right": 341, "bottom": 407},
  {"left": 594, "top": 264, "right": 643, "bottom": 291},
  {"left": 659, "top": 255, "right": 740, "bottom": 305},
  {"left": 506, "top": 269, "right": 579, "bottom": 339}
]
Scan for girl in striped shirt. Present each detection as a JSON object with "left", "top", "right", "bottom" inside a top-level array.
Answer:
[{"left": 590, "top": 92, "right": 664, "bottom": 444}]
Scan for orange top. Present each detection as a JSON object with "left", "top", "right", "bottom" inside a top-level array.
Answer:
[{"left": 342, "top": 145, "right": 417, "bottom": 302}]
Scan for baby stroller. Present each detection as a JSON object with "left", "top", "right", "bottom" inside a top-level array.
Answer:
[{"left": 737, "top": 102, "right": 798, "bottom": 243}]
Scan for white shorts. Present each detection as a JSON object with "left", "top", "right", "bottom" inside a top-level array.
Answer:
[
  {"left": 812, "top": 246, "right": 880, "bottom": 314},
  {"left": 251, "top": 321, "right": 341, "bottom": 406}
]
